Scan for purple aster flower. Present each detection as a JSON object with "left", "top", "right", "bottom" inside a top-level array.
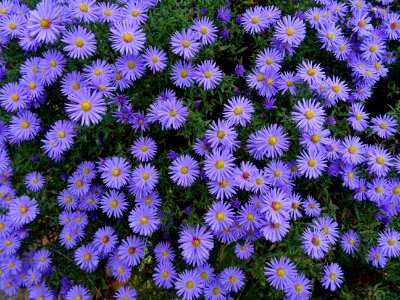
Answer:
[
  {"left": 204, "top": 201, "right": 235, "bottom": 232},
  {"left": 7, "top": 195, "right": 38, "bottom": 225},
  {"left": 62, "top": 26, "right": 96, "bottom": 60},
  {"left": 304, "top": 196, "right": 321, "bottom": 217},
  {"left": 263, "top": 219, "right": 290, "bottom": 242},
  {"left": 65, "top": 285, "right": 91, "bottom": 300},
  {"left": 220, "top": 28, "right": 230, "bottom": 38},
  {"left": 219, "top": 266, "right": 245, "bottom": 292},
  {"left": 74, "top": 243, "right": 99, "bottom": 273},
  {"left": 274, "top": 16, "right": 306, "bottom": 47},
  {"left": 370, "top": 114, "right": 397, "bottom": 138},
  {"left": 129, "top": 205, "right": 160, "bottom": 236},
  {"left": 27, "top": 0, "right": 65, "bottom": 44},
  {"left": 143, "top": 46, "right": 167, "bottom": 73},
  {"left": 276, "top": 71, "right": 298, "bottom": 96},
  {"left": 8, "top": 110, "right": 41, "bottom": 144},
  {"left": 241, "top": 6, "right": 268, "bottom": 34},
  {"left": 115, "top": 54, "right": 145, "bottom": 81},
  {"left": 378, "top": 229, "right": 400, "bottom": 257},
  {"left": 217, "top": 7, "right": 231, "bottom": 23},
  {"left": 317, "top": 21, "right": 343, "bottom": 51},
  {"left": 340, "top": 229, "right": 359, "bottom": 254},
  {"left": 347, "top": 102, "right": 369, "bottom": 131},
  {"left": 76, "top": 160, "right": 96, "bottom": 181},
  {"left": 130, "top": 163, "right": 159, "bottom": 194},
  {"left": 191, "top": 17, "right": 217, "bottom": 45},
  {"left": 100, "top": 189, "right": 128, "bottom": 218},
  {"left": 97, "top": 2, "right": 123, "bottom": 23},
  {"left": 296, "top": 149, "right": 327, "bottom": 179},
  {"left": 324, "top": 76, "right": 350, "bottom": 103},
  {"left": 261, "top": 188, "right": 290, "bottom": 223},
  {"left": 171, "top": 60, "right": 195, "bottom": 89},
  {"left": 301, "top": 227, "right": 329, "bottom": 259},
  {"left": 110, "top": 21, "right": 146, "bottom": 55},
  {"left": 367, "top": 146, "right": 393, "bottom": 177},
  {"left": 264, "top": 6, "right": 282, "bottom": 27},
  {"left": 222, "top": 96, "right": 254, "bottom": 126},
  {"left": 194, "top": 60, "right": 223, "bottom": 90},
  {"left": 264, "top": 256, "right": 297, "bottom": 290},
  {"left": 0, "top": 82, "right": 29, "bottom": 112},
  {"left": 321, "top": 263, "right": 343, "bottom": 291},
  {"left": 171, "top": 28, "right": 200, "bottom": 60},
  {"left": 296, "top": 60, "right": 326, "bottom": 86},
  {"left": 93, "top": 226, "right": 118, "bottom": 255},
  {"left": 168, "top": 150, "right": 178, "bottom": 160},
  {"left": 33, "top": 248, "right": 52, "bottom": 272},
  {"left": 207, "top": 177, "right": 238, "bottom": 200},
  {"left": 284, "top": 273, "right": 312, "bottom": 300},
  {"left": 130, "top": 136, "right": 157, "bottom": 162},
  {"left": 384, "top": 12, "right": 400, "bottom": 40},
  {"left": 153, "top": 261, "right": 177, "bottom": 289},
  {"left": 169, "top": 155, "right": 200, "bottom": 187},
  {"left": 25, "top": 171, "right": 45, "bottom": 192},
  {"left": 175, "top": 269, "right": 204, "bottom": 300},
  {"left": 204, "top": 279, "right": 226, "bottom": 300},
  {"left": 340, "top": 136, "right": 366, "bottom": 165},
  {"left": 40, "top": 49, "right": 66, "bottom": 86},
  {"left": 114, "top": 286, "right": 137, "bottom": 300},
  {"left": 99, "top": 157, "right": 130, "bottom": 189},
  {"left": 61, "top": 71, "right": 87, "bottom": 96},
  {"left": 312, "top": 216, "right": 339, "bottom": 244},
  {"left": 204, "top": 149, "right": 236, "bottom": 182},
  {"left": 247, "top": 124, "right": 290, "bottom": 159},
  {"left": 205, "top": 119, "right": 238, "bottom": 151},
  {"left": 118, "top": 235, "right": 146, "bottom": 267},
  {"left": 291, "top": 98, "right": 325, "bottom": 131},
  {"left": 122, "top": 1, "right": 148, "bottom": 25},
  {"left": 178, "top": 225, "right": 214, "bottom": 266},
  {"left": 154, "top": 241, "right": 175, "bottom": 263},
  {"left": 360, "top": 37, "right": 386, "bottom": 62},
  {"left": 367, "top": 245, "right": 387, "bottom": 268},
  {"left": 68, "top": 0, "right": 98, "bottom": 23},
  {"left": 65, "top": 88, "right": 106, "bottom": 126}
]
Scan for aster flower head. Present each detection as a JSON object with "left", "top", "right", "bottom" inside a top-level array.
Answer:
[
  {"left": 205, "top": 119, "right": 238, "bottom": 151},
  {"left": 25, "top": 171, "right": 45, "bottom": 192},
  {"left": 297, "top": 149, "right": 327, "bottom": 179},
  {"left": 175, "top": 269, "right": 204, "bottom": 300},
  {"left": 169, "top": 155, "right": 200, "bottom": 187},
  {"left": 154, "top": 241, "right": 175, "bottom": 263},
  {"left": 256, "top": 48, "right": 284, "bottom": 73},
  {"left": 348, "top": 102, "right": 369, "bottom": 131},
  {"left": 241, "top": 6, "right": 268, "bottom": 34},
  {"left": 194, "top": 60, "right": 223, "bottom": 90},
  {"left": 66, "top": 88, "right": 106, "bottom": 126},
  {"left": 69, "top": 0, "right": 99, "bottom": 23},
  {"left": 284, "top": 273, "right": 312, "bottom": 300},
  {"left": 312, "top": 216, "right": 339, "bottom": 244},
  {"left": 153, "top": 260, "right": 177, "bottom": 289},
  {"left": 128, "top": 205, "right": 160, "bottom": 236},
  {"left": 264, "top": 256, "right": 297, "bottom": 290},
  {"left": 117, "top": 235, "right": 146, "bottom": 267},
  {"left": 222, "top": 96, "right": 254, "bottom": 126},
  {"left": 130, "top": 136, "right": 157, "bottom": 162},
  {"left": 304, "top": 196, "right": 322, "bottom": 217},
  {"left": 93, "top": 226, "right": 118, "bottom": 255},
  {"left": 110, "top": 21, "right": 146, "bottom": 55},
  {"left": 275, "top": 16, "right": 306, "bottom": 47},
  {"left": 217, "top": 7, "right": 231, "bottom": 23},
  {"left": 171, "top": 28, "right": 200, "bottom": 60},
  {"left": 317, "top": 21, "right": 344, "bottom": 51},
  {"left": 340, "top": 229, "right": 359, "bottom": 254},
  {"left": 204, "top": 201, "right": 235, "bottom": 232},
  {"left": 114, "top": 286, "right": 137, "bottom": 300},
  {"left": 0, "top": 82, "right": 30, "bottom": 112},
  {"left": 100, "top": 189, "right": 128, "bottom": 218},
  {"left": 122, "top": 1, "right": 148, "bottom": 25},
  {"left": 367, "top": 245, "right": 387, "bottom": 268},
  {"left": 204, "top": 149, "right": 236, "bottom": 182},
  {"left": 8, "top": 196, "right": 38, "bottom": 225},
  {"left": 378, "top": 229, "right": 400, "bottom": 257},
  {"left": 301, "top": 227, "right": 330, "bottom": 259},
  {"left": 178, "top": 225, "right": 214, "bottom": 266},
  {"left": 247, "top": 124, "right": 290, "bottom": 159},
  {"left": 157, "top": 98, "right": 189, "bottom": 130},
  {"left": 220, "top": 266, "right": 245, "bottom": 292},
  {"left": 74, "top": 243, "right": 99, "bottom": 273},
  {"left": 62, "top": 26, "right": 96, "bottom": 59},
  {"left": 340, "top": 136, "right": 366, "bottom": 165},
  {"left": 171, "top": 60, "right": 195, "bottom": 89},
  {"left": 321, "top": 263, "right": 344, "bottom": 291},
  {"left": 143, "top": 46, "right": 167, "bottom": 73},
  {"left": 261, "top": 188, "right": 291, "bottom": 223},
  {"left": 191, "top": 17, "right": 217, "bottom": 45},
  {"left": 65, "top": 285, "right": 91, "bottom": 300},
  {"left": 99, "top": 157, "right": 130, "bottom": 189},
  {"left": 292, "top": 98, "right": 326, "bottom": 131},
  {"left": 370, "top": 114, "right": 397, "bottom": 138}
]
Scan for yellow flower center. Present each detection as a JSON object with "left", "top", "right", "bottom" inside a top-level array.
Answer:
[
  {"left": 83, "top": 253, "right": 91, "bottom": 261},
  {"left": 122, "top": 32, "right": 133, "bottom": 43},
  {"left": 251, "top": 16, "right": 259, "bottom": 24},
  {"left": 348, "top": 238, "right": 354, "bottom": 245},
  {"left": 215, "top": 160, "right": 225, "bottom": 170},
  {"left": 204, "top": 71, "right": 212, "bottom": 78},
  {"left": 49, "top": 60, "right": 57, "bottom": 67},
  {"left": 57, "top": 130, "right": 66, "bottom": 139},
  {"left": 277, "top": 268, "right": 286, "bottom": 278},
  {"left": 267, "top": 78, "right": 273, "bottom": 86},
  {"left": 256, "top": 74, "right": 264, "bottom": 82},
  {"left": 216, "top": 212, "right": 225, "bottom": 221},
  {"left": 292, "top": 202, "right": 299, "bottom": 209},
  {"left": 311, "top": 134, "right": 320, "bottom": 143},
  {"left": 182, "top": 40, "right": 190, "bottom": 48},
  {"left": 75, "top": 38, "right": 84, "bottom": 47},
  {"left": 201, "top": 271, "right": 208, "bottom": 280},
  {"left": 110, "top": 200, "right": 118, "bottom": 208},
  {"left": 161, "top": 249, "right": 168, "bottom": 257},
  {"left": 286, "top": 79, "right": 294, "bottom": 87},
  {"left": 268, "top": 136, "right": 277, "bottom": 146},
  {"left": 161, "top": 271, "right": 169, "bottom": 279},
  {"left": 10, "top": 93, "right": 19, "bottom": 101},
  {"left": 79, "top": 4, "right": 89, "bottom": 12},
  {"left": 19, "top": 206, "right": 28, "bottom": 214},
  {"left": 376, "top": 156, "right": 385, "bottom": 165},
  {"left": 103, "top": 9, "right": 111, "bottom": 16},
  {"left": 332, "top": 84, "right": 340, "bottom": 93},
  {"left": 273, "top": 170, "right": 281, "bottom": 177},
  {"left": 295, "top": 283, "right": 303, "bottom": 292},
  {"left": 101, "top": 236, "right": 109, "bottom": 243},
  {"left": 192, "top": 237, "right": 201, "bottom": 247},
  {"left": 388, "top": 238, "right": 396, "bottom": 246},
  {"left": 246, "top": 213, "right": 254, "bottom": 221},
  {"left": 186, "top": 280, "right": 194, "bottom": 289},
  {"left": 180, "top": 69, "right": 188, "bottom": 78},
  {"left": 311, "top": 237, "right": 320, "bottom": 246},
  {"left": 256, "top": 177, "right": 263, "bottom": 185},
  {"left": 131, "top": 9, "right": 139, "bottom": 17},
  {"left": 375, "top": 186, "right": 383, "bottom": 194},
  {"left": 271, "top": 201, "right": 281, "bottom": 211},
  {"left": 219, "top": 180, "right": 228, "bottom": 188},
  {"left": 127, "top": 61, "right": 136, "bottom": 69},
  {"left": 307, "top": 68, "right": 316, "bottom": 76},
  {"left": 8, "top": 23, "right": 16, "bottom": 30},
  {"left": 313, "top": 14, "right": 320, "bottom": 21},
  {"left": 20, "top": 121, "right": 30, "bottom": 129},
  {"left": 200, "top": 27, "right": 208, "bottom": 34},
  {"left": 305, "top": 110, "right": 314, "bottom": 119},
  {"left": 217, "top": 130, "right": 225, "bottom": 138},
  {"left": 233, "top": 107, "right": 242, "bottom": 115},
  {"left": 140, "top": 216, "right": 148, "bottom": 224},
  {"left": 72, "top": 82, "right": 80, "bottom": 90},
  {"left": 229, "top": 276, "right": 237, "bottom": 284},
  {"left": 286, "top": 27, "right": 294, "bottom": 36},
  {"left": 327, "top": 32, "right": 334, "bottom": 40},
  {"left": 379, "top": 122, "right": 387, "bottom": 129},
  {"left": 80, "top": 101, "right": 92, "bottom": 111},
  {"left": 142, "top": 172, "right": 150, "bottom": 180},
  {"left": 28, "top": 82, "right": 36, "bottom": 90},
  {"left": 308, "top": 159, "right": 317, "bottom": 167},
  {"left": 347, "top": 172, "right": 354, "bottom": 179},
  {"left": 348, "top": 146, "right": 357, "bottom": 154},
  {"left": 144, "top": 197, "right": 152, "bottom": 204},
  {"left": 111, "top": 168, "right": 121, "bottom": 177},
  {"left": 369, "top": 45, "right": 377, "bottom": 53},
  {"left": 151, "top": 56, "right": 159, "bottom": 63},
  {"left": 393, "top": 187, "right": 400, "bottom": 195},
  {"left": 32, "top": 178, "right": 39, "bottom": 184},
  {"left": 265, "top": 57, "right": 273, "bottom": 65},
  {"left": 75, "top": 180, "right": 83, "bottom": 187}
]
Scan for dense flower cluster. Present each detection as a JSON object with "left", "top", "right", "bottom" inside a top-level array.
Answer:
[{"left": 0, "top": 0, "right": 400, "bottom": 299}]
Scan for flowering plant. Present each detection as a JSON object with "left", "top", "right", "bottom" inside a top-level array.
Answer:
[{"left": 1, "top": 0, "right": 400, "bottom": 299}]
